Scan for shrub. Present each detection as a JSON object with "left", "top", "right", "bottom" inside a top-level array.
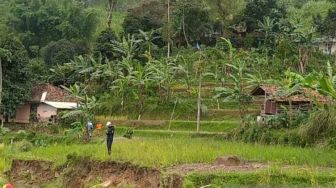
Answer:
[
  {"left": 123, "top": 128, "right": 134, "bottom": 139},
  {"left": 58, "top": 111, "right": 79, "bottom": 128},
  {"left": 41, "top": 39, "right": 89, "bottom": 66},
  {"left": 122, "top": 1, "right": 165, "bottom": 35},
  {"left": 15, "top": 140, "right": 33, "bottom": 152},
  {"left": 300, "top": 107, "right": 336, "bottom": 145},
  {"left": 93, "top": 28, "right": 119, "bottom": 60}
]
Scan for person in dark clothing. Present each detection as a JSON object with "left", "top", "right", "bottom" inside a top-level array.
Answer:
[{"left": 106, "top": 121, "right": 115, "bottom": 156}]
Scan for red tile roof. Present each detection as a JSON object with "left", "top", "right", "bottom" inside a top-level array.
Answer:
[{"left": 31, "top": 84, "right": 78, "bottom": 103}]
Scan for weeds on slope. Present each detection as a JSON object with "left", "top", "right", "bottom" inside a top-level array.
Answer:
[{"left": 2, "top": 138, "right": 336, "bottom": 168}]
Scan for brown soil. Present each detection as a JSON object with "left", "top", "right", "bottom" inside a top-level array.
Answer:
[
  {"left": 7, "top": 160, "right": 57, "bottom": 188},
  {"left": 7, "top": 156, "right": 265, "bottom": 188},
  {"left": 166, "top": 162, "right": 266, "bottom": 175},
  {"left": 7, "top": 158, "right": 161, "bottom": 188},
  {"left": 163, "top": 156, "right": 266, "bottom": 188},
  {"left": 63, "top": 157, "right": 161, "bottom": 188}
]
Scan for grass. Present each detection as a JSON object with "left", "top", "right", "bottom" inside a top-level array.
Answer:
[
  {"left": 115, "top": 120, "right": 239, "bottom": 133},
  {"left": 183, "top": 169, "right": 336, "bottom": 187},
  {"left": 2, "top": 138, "right": 336, "bottom": 169}
]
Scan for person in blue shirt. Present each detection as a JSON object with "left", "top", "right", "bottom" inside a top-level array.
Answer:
[{"left": 87, "top": 121, "right": 94, "bottom": 138}]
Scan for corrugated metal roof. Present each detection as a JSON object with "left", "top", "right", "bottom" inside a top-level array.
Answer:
[{"left": 44, "top": 101, "right": 78, "bottom": 109}]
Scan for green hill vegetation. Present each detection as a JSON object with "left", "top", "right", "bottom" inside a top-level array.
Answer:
[{"left": 1, "top": 0, "right": 336, "bottom": 187}]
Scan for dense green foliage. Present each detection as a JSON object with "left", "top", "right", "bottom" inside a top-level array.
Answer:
[
  {"left": 0, "top": 35, "right": 31, "bottom": 116},
  {"left": 0, "top": 0, "right": 336, "bottom": 149}
]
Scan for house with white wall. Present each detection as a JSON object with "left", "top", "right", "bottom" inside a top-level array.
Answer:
[{"left": 6, "top": 84, "right": 78, "bottom": 124}]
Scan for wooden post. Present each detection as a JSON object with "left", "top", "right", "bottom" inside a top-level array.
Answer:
[{"left": 289, "top": 100, "right": 292, "bottom": 126}]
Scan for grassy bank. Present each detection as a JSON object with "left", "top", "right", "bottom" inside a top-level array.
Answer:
[
  {"left": 183, "top": 169, "right": 336, "bottom": 188},
  {"left": 2, "top": 138, "right": 336, "bottom": 169}
]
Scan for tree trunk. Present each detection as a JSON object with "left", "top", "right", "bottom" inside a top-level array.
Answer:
[
  {"left": 196, "top": 71, "right": 202, "bottom": 133},
  {"left": 182, "top": 9, "right": 190, "bottom": 47},
  {"left": 167, "top": 0, "right": 171, "bottom": 58},
  {"left": 0, "top": 59, "right": 2, "bottom": 128},
  {"left": 168, "top": 98, "right": 178, "bottom": 131},
  {"left": 299, "top": 47, "right": 308, "bottom": 74},
  {"left": 107, "top": 0, "right": 117, "bottom": 28}
]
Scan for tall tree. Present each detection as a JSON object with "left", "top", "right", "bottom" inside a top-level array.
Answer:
[
  {"left": 173, "top": 0, "right": 213, "bottom": 45},
  {"left": 242, "top": 0, "right": 287, "bottom": 32},
  {"left": 8, "top": 0, "right": 97, "bottom": 56},
  {"left": 0, "top": 35, "right": 31, "bottom": 117}
]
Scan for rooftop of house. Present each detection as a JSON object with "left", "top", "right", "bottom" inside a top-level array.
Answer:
[
  {"left": 31, "top": 84, "right": 78, "bottom": 103},
  {"left": 251, "top": 85, "right": 328, "bottom": 102}
]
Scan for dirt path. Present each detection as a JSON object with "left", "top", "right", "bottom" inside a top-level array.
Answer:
[{"left": 166, "top": 162, "right": 266, "bottom": 175}]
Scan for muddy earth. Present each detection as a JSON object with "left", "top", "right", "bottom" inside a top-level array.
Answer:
[{"left": 7, "top": 156, "right": 265, "bottom": 188}]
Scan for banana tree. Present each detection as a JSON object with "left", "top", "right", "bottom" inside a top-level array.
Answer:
[
  {"left": 130, "top": 63, "right": 156, "bottom": 120},
  {"left": 110, "top": 59, "right": 135, "bottom": 112},
  {"left": 174, "top": 55, "right": 193, "bottom": 90},
  {"left": 62, "top": 84, "right": 98, "bottom": 141},
  {"left": 152, "top": 59, "right": 176, "bottom": 101},
  {"left": 138, "top": 29, "right": 160, "bottom": 58},
  {"left": 220, "top": 37, "right": 235, "bottom": 76},
  {"left": 285, "top": 62, "right": 336, "bottom": 101},
  {"left": 215, "top": 62, "right": 252, "bottom": 124},
  {"left": 111, "top": 35, "right": 142, "bottom": 61},
  {"left": 292, "top": 27, "right": 316, "bottom": 74}
]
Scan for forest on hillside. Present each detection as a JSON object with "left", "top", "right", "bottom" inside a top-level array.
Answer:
[
  {"left": 1, "top": 0, "right": 336, "bottom": 146},
  {"left": 2, "top": 1, "right": 336, "bottom": 187}
]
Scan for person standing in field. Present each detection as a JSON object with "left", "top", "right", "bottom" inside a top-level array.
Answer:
[
  {"left": 106, "top": 121, "right": 115, "bottom": 156},
  {"left": 87, "top": 121, "right": 94, "bottom": 139}
]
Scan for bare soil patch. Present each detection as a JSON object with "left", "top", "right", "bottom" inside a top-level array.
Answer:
[
  {"left": 7, "top": 156, "right": 266, "bottom": 188},
  {"left": 7, "top": 159, "right": 57, "bottom": 188},
  {"left": 7, "top": 157, "right": 161, "bottom": 188}
]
